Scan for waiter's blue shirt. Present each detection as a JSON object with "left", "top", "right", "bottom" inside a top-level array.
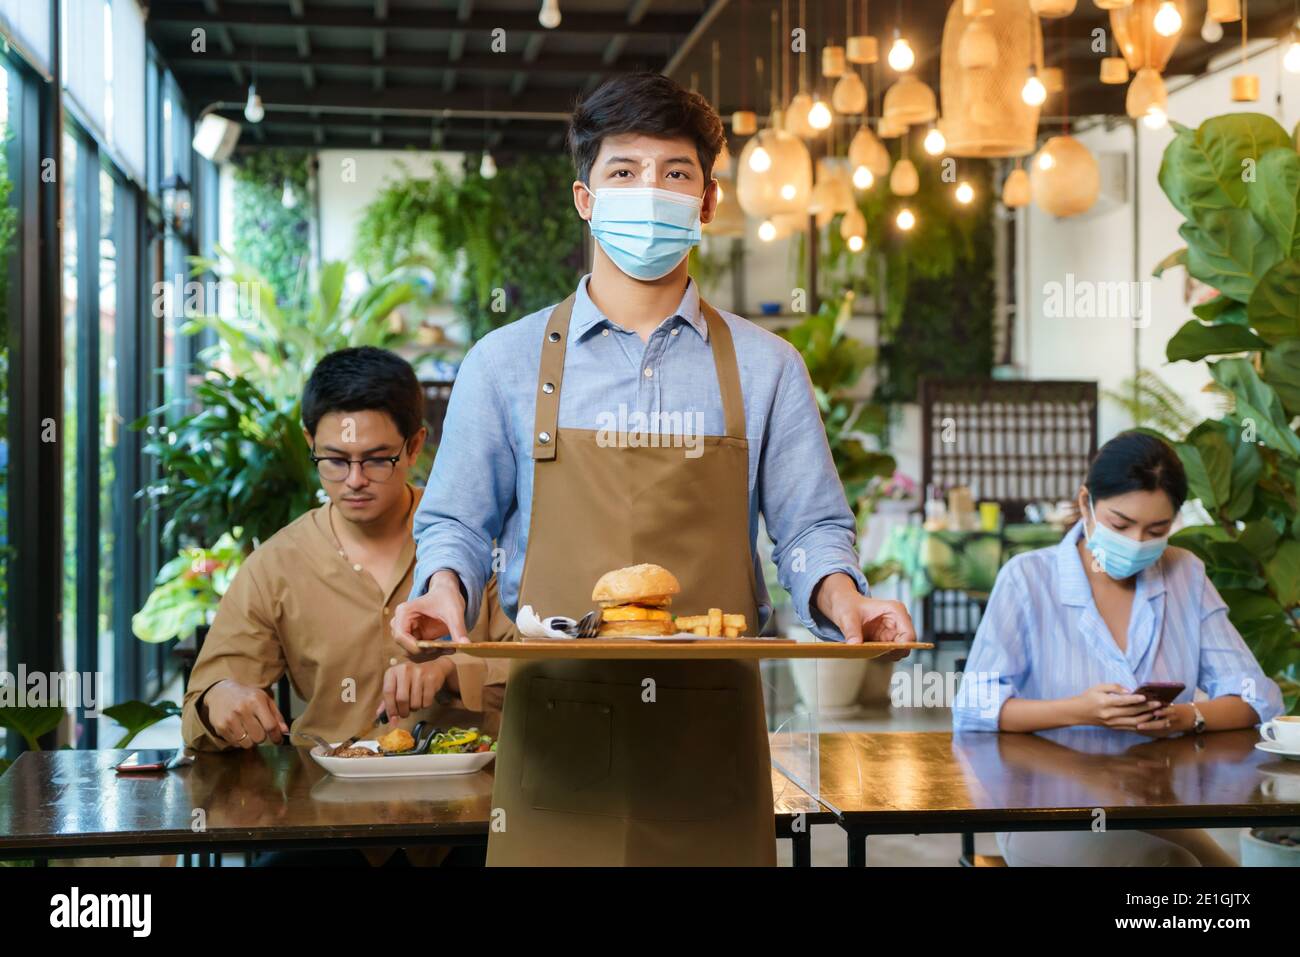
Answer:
[
  {"left": 411, "top": 273, "right": 868, "bottom": 638},
  {"left": 953, "top": 520, "right": 1284, "bottom": 730}
]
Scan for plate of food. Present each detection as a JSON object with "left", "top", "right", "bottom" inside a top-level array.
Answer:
[
  {"left": 592, "top": 564, "right": 751, "bottom": 638},
  {"left": 310, "top": 726, "right": 497, "bottom": 779}
]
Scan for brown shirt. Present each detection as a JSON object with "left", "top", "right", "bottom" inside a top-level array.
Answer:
[{"left": 182, "top": 487, "right": 514, "bottom": 751}]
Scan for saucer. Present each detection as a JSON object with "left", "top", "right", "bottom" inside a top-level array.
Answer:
[{"left": 1255, "top": 740, "right": 1300, "bottom": 761}]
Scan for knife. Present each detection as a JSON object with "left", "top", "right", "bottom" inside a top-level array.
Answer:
[{"left": 331, "top": 709, "right": 390, "bottom": 755}]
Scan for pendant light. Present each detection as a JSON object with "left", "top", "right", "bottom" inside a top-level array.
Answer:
[
  {"left": 1094, "top": 0, "right": 1135, "bottom": 10},
  {"left": 923, "top": 125, "right": 947, "bottom": 155},
  {"left": 733, "top": 111, "right": 758, "bottom": 135},
  {"left": 958, "top": 18, "right": 999, "bottom": 70},
  {"left": 895, "top": 207, "right": 917, "bottom": 230},
  {"left": 705, "top": 177, "right": 746, "bottom": 237},
  {"left": 1040, "top": 66, "right": 1064, "bottom": 93},
  {"left": 1111, "top": 0, "right": 1186, "bottom": 72},
  {"left": 1022, "top": 67, "right": 1047, "bottom": 105},
  {"left": 832, "top": 0, "right": 869, "bottom": 113},
  {"left": 884, "top": 74, "right": 938, "bottom": 124},
  {"left": 1153, "top": 1, "right": 1183, "bottom": 35},
  {"left": 849, "top": 124, "right": 892, "bottom": 177},
  {"left": 1208, "top": 0, "right": 1240, "bottom": 21},
  {"left": 1231, "top": 0, "right": 1259, "bottom": 100},
  {"left": 852, "top": 164, "right": 876, "bottom": 189},
  {"left": 878, "top": 115, "right": 907, "bottom": 138},
  {"left": 823, "top": 45, "right": 846, "bottom": 77},
  {"left": 1201, "top": 15, "right": 1225, "bottom": 41},
  {"left": 808, "top": 96, "right": 834, "bottom": 131},
  {"left": 538, "top": 0, "right": 562, "bottom": 28},
  {"left": 1100, "top": 56, "right": 1131, "bottom": 83},
  {"left": 890, "top": 157, "right": 920, "bottom": 196},
  {"left": 1002, "top": 164, "right": 1031, "bottom": 207},
  {"left": 1126, "top": 66, "right": 1168, "bottom": 118},
  {"left": 244, "top": 83, "right": 265, "bottom": 123},
  {"left": 1031, "top": 135, "right": 1100, "bottom": 217},
  {"left": 888, "top": 31, "right": 916, "bottom": 71},
  {"left": 1030, "top": 0, "right": 1077, "bottom": 15},
  {"left": 955, "top": 181, "right": 975, "bottom": 204}
]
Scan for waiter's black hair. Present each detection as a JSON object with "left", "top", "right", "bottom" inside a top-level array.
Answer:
[
  {"left": 1085, "top": 431, "right": 1188, "bottom": 510},
  {"left": 566, "top": 71, "right": 726, "bottom": 184},
  {"left": 302, "top": 346, "right": 424, "bottom": 440}
]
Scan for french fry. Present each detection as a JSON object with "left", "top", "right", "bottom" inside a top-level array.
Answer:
[
  {"left": 692, "top": 626, "right": 709, "bottom": 636},
  {"left": 708, "top": 608, "right": 723, "bottom": 638},
  {"left": 674, "top": 615, "right": 709, "bottom": 630},
  {"left": 723, "top": 626, "right": 740, "bottom": 638},
  {"left": 722, "top": 613, "right": 747, "bottom": 631}
]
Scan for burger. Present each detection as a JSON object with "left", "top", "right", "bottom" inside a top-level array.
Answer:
[{"left": 591, "top": 564, "right": 680, "bottom": 636}]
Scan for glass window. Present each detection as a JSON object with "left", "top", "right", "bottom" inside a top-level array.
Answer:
[
  {"left": 97, "top": 165, "right": 116, "bottom": 701},
  {"left": 60, "top": 129, "right": 79, "bottom": 687},
  {"left": 0, "top": 57, "right": 13, "bottom": 735}
]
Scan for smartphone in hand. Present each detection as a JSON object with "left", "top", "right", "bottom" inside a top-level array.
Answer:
[{"left": 1132, "top": 681, "right": 1185, "bottom": 706}]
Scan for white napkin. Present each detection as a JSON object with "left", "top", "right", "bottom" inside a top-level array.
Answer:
[{"left": 515, "top": 604, "right": 575, "bottom": 639}]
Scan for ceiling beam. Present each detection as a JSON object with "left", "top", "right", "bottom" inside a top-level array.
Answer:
[
  {"left": 191, "top": 81, "right": 575, "bottom": 119},
  {"left": 150, "top": 1, "right": 698, "bottom": 37}
]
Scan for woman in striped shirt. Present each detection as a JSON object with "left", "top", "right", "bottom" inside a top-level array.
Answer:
[{"left": 953, "top": 431, "right": 1284, "bottom": 865}]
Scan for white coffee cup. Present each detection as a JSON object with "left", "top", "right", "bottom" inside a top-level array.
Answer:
[{"left": 1261, "top": 716, "right": 1300, "bottom": 750}]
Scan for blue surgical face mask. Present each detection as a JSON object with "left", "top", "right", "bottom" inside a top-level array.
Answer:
[
  {"left": 1083, "top": 495, "right": 1168, "bottom": 580},
  {"left": 585, "top": 186, "right": 703, "bottom": 281}
]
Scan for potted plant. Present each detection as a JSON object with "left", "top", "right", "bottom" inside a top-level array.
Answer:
[
  {"left": 1154, "top": 111, "right": 1300, "bottom": 863},
  {"left": 777, "top": 293, "right": 897, "bottom": 715}
]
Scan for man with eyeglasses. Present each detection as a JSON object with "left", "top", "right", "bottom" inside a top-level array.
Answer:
[{"left": 181, "top": 347, "right": 512, "bottom": 762}]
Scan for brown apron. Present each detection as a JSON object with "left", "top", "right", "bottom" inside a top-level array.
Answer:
[{"left": 486, "top": 292, "right": 777, "bottom": 866}]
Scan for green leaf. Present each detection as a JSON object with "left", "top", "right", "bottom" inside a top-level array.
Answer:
[
  {"left": 1226, "top": 430, "right": 1262, "bottom": 519},
  {"left": 1264, "top": 539, "right": 1300, "bottom": 608},
  {"left": 1263, "top": 338, "right": 1300, "bottom": 416},
  {"left": 1245, "top": 148, "right": 1300, "bottom": 258},
  {"left": 1159, "top": 112, "right": 1293, "bottom": 219},
  {"left": 1210, "top": 357, "right": 1300, "bottom": 459},
  {"left": 1237, "top": 519, "right": 1281, "bottom": 561},
  {"left": 0, "top": 706, "right": 65, "bottom": 750},
  {"left": 101, "top": 700, "right": 183, "bottom": 750},
  {"left": 1166, "top": 319, "right": 1267, "bottom": 361},
  {"left": 1247, "top": 259, "right": 1300, "bottom": 343},
  {"left": 1187, "top": 422, "right": 1234, "bottom": 507},
  {"left": 1152, "top": 247, "right": 1187, "bottom": 277},
  {"left": 1179, "top": 210, "right": 1281, "bottom": 303},
  {"left": 1193, "top": 295, "right": 1249, "bottom": 326}
]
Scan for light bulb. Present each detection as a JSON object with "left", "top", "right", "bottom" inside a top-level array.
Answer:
[
  {"left": 1154, "top": 2, "right": 1182, "bottom": 37},
  {"left": 480, "top": 152, "right": 497, "bottom": 179},
  {"left": 1142, "top": 106, "right": 1169, "bottom": 129},
  {"left": 888, "top": 36, "right": 915, "bottom": 72},
  {"left": 1286, "top": 37, "right": 1300, "bottom": 74},
  {"left": 749, "top": 145, "right": 772, "bottom": 173},
  {"left": 1201, "top": 16, "right": 1223, "bottom": 42},
  {"left": 896, "top": 207, "right": 916, "bottom": 230},
  {"left": 955, "top": 181, "right": 974, "bottom": 204},
  {"left": 538, "top": 0, "right": 561, "bottom": 29},
  {"left": 852, "top": 165, "right": 875, "bottom": 189},
  {"left": 1022, "top": 73, "right": 1046, "bottom": 106},
  {"left": 244, "top": 83, "right": 264, "bottom": 124},
  {"left": 923, "top": 127, "right": 946, "bottom": 155},
  {"left": 1037, "top": 151, "right": 1055, "bottom": 171},
  {"left": 758, "top": 219, "right": 778, "bottom": 242},
  {"left": 847, "top": 234, "right": 865, "bottom": 252},
  {"left": 780, "top": 183, "right": 797, "bottom": 200},
  {"left": 808, "top": 98, "right": 833, "bottom": 131}
]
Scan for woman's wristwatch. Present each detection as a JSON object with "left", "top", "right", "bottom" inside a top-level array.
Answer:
[{"left": 1189, "top": 702, "right": 1207, "bottom": 734}]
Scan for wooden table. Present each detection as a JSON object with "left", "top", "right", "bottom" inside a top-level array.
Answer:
[
  {"left": 0, "top": 747, "right": 834, "bottom": 866},
  {"left": 793, "top": 730, "right": 1300, "bottom": 866}
]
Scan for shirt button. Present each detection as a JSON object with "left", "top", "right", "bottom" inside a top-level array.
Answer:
[
  {"left": 353, "top": 563, "right": 363, "bottom": 572},
  {"left": 643, "top": 367, "right": 654, "bottom": 378},
  {"left": 389, "top": 657, "right": 398, "bottom": 666},
  {"left": 671, "top": 327, "right": 680, "bottom": 336},
  {"left": 601, "top": 328, "right": 610, "bottom": 337}
]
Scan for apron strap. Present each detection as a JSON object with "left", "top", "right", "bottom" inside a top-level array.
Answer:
[
  {"left": 531, "top": 293, "right": 576, "bottom": 461},
  {"left": 700, "top": 300, "right": 747, "bottom": 440},
  {"left": 531, "top": 291, "right": 747, "bottom": 458}
]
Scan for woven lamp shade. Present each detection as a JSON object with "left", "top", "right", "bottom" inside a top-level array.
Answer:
[
  {"left": 1231, "top": 74, "right": 1260, "bottom": 101},
  {"left": 1100, "top": 56, "right": 1130, "bottom": 83},
  {"left": 940, "top": 0, "right": 1043, "bottom": 157},
  {"left": 849, "top": 125, "right": 892, "bottom": 177},
  {"left": 847, "top": 35, "right": 879, "bottom": 63},
  {"left": 1002, "top": 167, "right": 1031, "bottom": 207},
  {"left": 883, "top": 74, "right": 938, "bottom": 125},
  {"left": 832, "top": 70, "right": 869, "bottom": 113},
  {"left": 823, "top": 45, "right": 846, "bottom": 77},
  {"left": 890, "top": 158, "right": 920, "bottom": 196},
  {"left": 704, "top": 177, "right": 746, "bottom": 236},
  {"left": 1031, "top": 135, "right": 1100, "bottom": 217},
  {"left": 1111, "top": 0, "right": 1185, "bottom": 71},
  {"left": 736, "top": 127, "right": 813, "bottom": 218},
  {"left": 1093, "top": 0, "right": 1133, "bottom": 9},
  {"left": 878, "top": 115, "right": 907, "bottom": 138},
  {"left": 958, "top": 19, "right": 999, "bottom": 69},
  {"left": 1125, "top": 66, "right": 1167, "bottom": 118},
  {"left": 1208, "top": 0, "right": 1240, "bottom": 21},
  {"left": 732, "top": 110, "right": 758, "bottom": 136},
  {"left": 1030, "top": 0, "right": 1077, "bottom": 15},
  {"left": 785, "top": 92, "right": 816, "bottom": 137}
]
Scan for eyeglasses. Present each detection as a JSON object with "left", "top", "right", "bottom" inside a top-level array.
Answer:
[{"left": 310, "top": 450, "right": 404, "bottom": 483}]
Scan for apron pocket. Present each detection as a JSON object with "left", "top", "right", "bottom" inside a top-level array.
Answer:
[
  {"left": 520, "top": 678, "right": 615, "bottom": 815},
  {"left": 519, "top": 677, "right": 747, "bottom": 824}
]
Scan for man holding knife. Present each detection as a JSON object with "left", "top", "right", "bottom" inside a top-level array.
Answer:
[{"left": 392, "top": 72, "right": 916, "bottom": 865}]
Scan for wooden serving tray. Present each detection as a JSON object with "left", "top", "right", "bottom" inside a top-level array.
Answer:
[{"left": 459, "top": 638, "right": 933, "bottom": 660}]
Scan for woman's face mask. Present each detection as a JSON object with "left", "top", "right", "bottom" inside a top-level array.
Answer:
[
  {"left": 583, "top": 185, "right": 703, "bottom": 281},
  {"left": 1083, "top": 494, "right": 1169, "bottom": 580}
]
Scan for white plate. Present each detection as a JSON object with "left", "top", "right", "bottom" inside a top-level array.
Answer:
[
  {"left": 1254, "top": 740, "right": 1300, "bottom": 761},
  {"left": 310, "top": 740, "right": 496, "bottom": 779}
]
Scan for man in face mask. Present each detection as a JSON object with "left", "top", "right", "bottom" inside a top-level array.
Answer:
[{"left": 392, "top": 72, "right": 917, "bottom": 866}]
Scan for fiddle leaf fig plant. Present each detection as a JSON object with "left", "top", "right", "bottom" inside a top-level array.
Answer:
[{"left": 1156, "top": 112, "right": 1300, "bottom": 712}]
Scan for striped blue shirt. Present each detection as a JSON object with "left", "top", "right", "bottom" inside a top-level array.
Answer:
[
  {"left": 953, "top": 521, "right": 1283, "bottom": 731},
  {"left": 411, "top": 273, "right": 868, "bottom": 639}
]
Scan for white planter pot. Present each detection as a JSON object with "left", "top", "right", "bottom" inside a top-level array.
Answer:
[
  {"left": 787, "top": 625, "right": 869, "bottom": 716},
  {"left": 1241, "top": 828, "right": 1300, "bottom": 866}
]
